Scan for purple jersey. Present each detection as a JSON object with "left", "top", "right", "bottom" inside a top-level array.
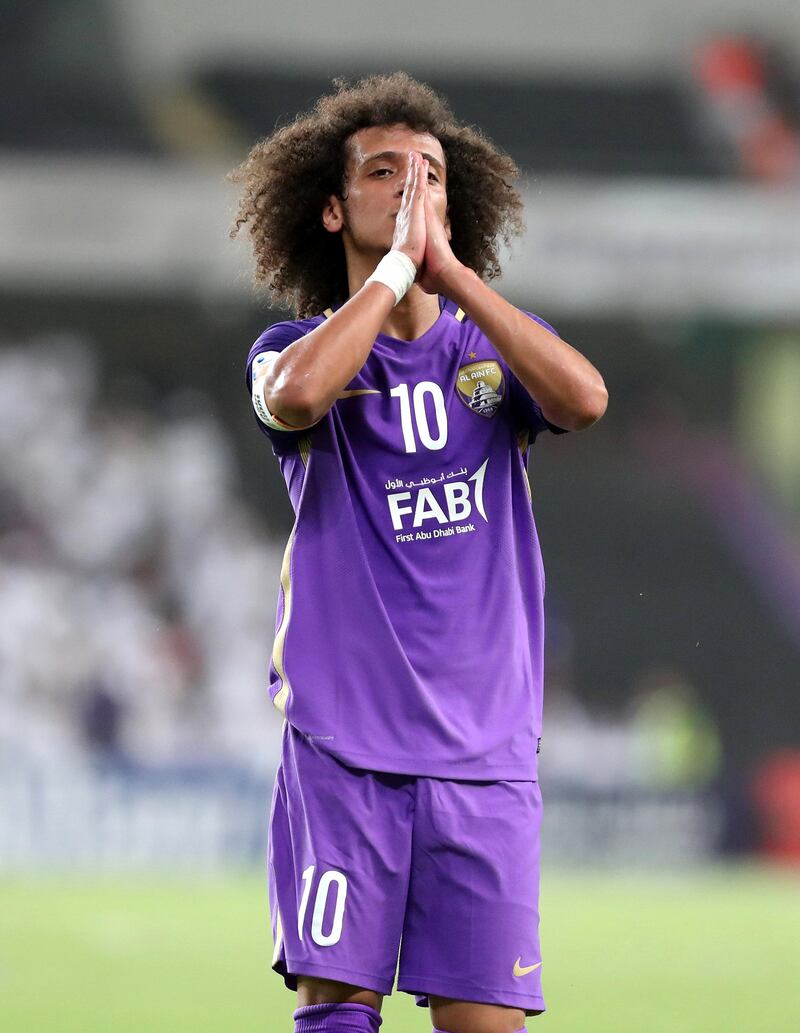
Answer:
[{"left": 245, "top": 296, "right": 566, "bottom": 780}]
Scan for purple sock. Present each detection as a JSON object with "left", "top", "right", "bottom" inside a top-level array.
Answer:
[
  {"left": 433, "top": 1029, "right": 526, "bottom": 1033},
  {"left": 294, "top": 1002, "right": 382, "bottom": 1033}
]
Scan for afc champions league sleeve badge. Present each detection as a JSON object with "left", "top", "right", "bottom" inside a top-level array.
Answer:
[{"left": 456, "top": 360, "right": 505, "bottom": 418}]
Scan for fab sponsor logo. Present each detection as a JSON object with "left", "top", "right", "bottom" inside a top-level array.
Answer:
[{"left": 384, "top": 459, "right": 489, "bottom": 543}]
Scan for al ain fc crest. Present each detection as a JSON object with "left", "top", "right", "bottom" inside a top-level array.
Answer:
[{"left": 456, "top": 360, "right": 505, "bottom": 419}]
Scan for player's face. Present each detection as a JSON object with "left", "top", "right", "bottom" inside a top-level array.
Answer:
[{"left": 324, "top": 124, "right": 449, "bottom": 253}]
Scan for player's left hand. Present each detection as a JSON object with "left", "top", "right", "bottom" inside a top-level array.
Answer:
[{"left": 417, "top": 174, "right": 463, "bottom": 295}]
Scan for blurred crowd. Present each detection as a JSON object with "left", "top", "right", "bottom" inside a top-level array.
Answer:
[
  {"left": 0, "top": 334, "right": 725, "bottom": 793},
  {"left": 541, "top": 604, "right": 723, "bottom": 794},
  {"left": 0, "top": 336, "right": 285, "bottom": 773}
]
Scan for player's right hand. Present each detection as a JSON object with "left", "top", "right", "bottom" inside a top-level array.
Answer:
[{"left": 391, "top": 151, "right": 427, "bottom": 271}]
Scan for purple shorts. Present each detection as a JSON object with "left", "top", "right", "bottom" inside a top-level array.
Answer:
[{"left": 267, "top": 722, "right": 546, "bottom": 1016}]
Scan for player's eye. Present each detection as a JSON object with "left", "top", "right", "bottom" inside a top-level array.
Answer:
[
  {"left": 428, "top": 171, "right": 439, "bottom": 182},
  {"left": 371, "top": 168, "right": 393, "bottom": 177}
]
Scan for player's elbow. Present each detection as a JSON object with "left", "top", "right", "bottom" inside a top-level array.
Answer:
[
  {"left": 576, "top": 381, "right": 609, "bottom": 429},
  {"left": 546, "top": 382, "right": 608, "bottom": 432},
  {"left": 265, "top": 380, "right": 326, "bottom": 430}
]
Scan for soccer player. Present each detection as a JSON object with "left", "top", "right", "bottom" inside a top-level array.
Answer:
[{"left": 232, "top": 72, "right": 607, "bottom": 1033}]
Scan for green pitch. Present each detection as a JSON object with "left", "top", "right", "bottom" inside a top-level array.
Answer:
[{"left": 1, "top": 865, "right": 797, "bottom": 1033}]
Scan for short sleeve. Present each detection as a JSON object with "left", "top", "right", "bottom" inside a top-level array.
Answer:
[
  {"left": 245, "top": 319, "right": 316, "bottom": 454},
  {"left": 506, "top": 312, "right": 570, "bottom": 440}
]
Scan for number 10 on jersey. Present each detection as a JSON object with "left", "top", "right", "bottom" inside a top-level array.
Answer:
[{"left": 390, "top": 382, "right": 448, "bottom": 452}]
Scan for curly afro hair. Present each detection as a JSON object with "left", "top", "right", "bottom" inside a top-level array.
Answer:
[{"left": 229, "top": 71, "right": 524, "bottom": 318}]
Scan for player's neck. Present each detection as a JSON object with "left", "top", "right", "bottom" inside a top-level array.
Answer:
[
  {"left": 379, "top": 286, "right": 441, "bottom": 342},
  {"left": 346, "top": 253, "right": 443, "bottom": 343}
]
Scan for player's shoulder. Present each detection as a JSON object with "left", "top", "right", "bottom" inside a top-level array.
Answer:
[
  {"left": 454, "top": 306, "right": 559, "bottom": 386},
  {"left": 245, "top": 311, "right": 327, "bottom": 387},
  {"left": 458, "top": 304, "right": 559, "bottom": 342},
  {"left": 250, "top": 312, "right": 325, "bottom": 356}
]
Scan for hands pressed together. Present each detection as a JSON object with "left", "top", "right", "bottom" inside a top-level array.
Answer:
[{"left": 391, "top": 151, "right": 462, "bottom": 296}]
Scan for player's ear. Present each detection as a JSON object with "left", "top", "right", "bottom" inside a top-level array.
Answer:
[{"left": 322, "top": 195, "right": 345, "bottom": 234}]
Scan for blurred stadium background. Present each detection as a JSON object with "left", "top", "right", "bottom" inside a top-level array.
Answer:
[{"left": 1, "top": 2, "right": 799, "bottom": 1030}]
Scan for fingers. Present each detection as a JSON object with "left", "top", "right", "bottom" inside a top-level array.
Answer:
[
  {"left": 423, "top": 179, "right": 435, "bottom": 214},
  {"left": 403, "top": 152, "right": 426, "bottom": 209},
  {"left": 402, "top": 150, "right": 416, "bottom": 198},
  {"left": 400, "top": 153, "right": 415, "bottom": 205},
  {"left": 393, "top": 153, "right": 429, "bottom": 266},
  {"left": 424, "top": 178, "right": 446, "bottom": 237},
  {"left": 411, "top": 156, "right": 429, "bottom": 222}
]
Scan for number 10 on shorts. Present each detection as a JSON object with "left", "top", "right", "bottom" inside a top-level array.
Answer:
[{"left": 298, "top": 865, "right": 348, "bottom": 946}]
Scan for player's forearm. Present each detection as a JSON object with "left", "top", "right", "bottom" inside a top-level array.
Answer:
[
  {"left": 263, "top": 282, "right": 396, "bottom": 427},
  {"left": 441, "top": 264, "right": 608, "bottom": 432}
]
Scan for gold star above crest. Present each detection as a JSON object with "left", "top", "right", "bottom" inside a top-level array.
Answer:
[{"left": 468, "top": 351, "right": 477, "bottom": 359}]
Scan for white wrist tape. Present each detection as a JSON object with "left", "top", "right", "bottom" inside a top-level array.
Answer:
[{"left": 365, "top": 250, "right": 417, "bottom": 305}]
